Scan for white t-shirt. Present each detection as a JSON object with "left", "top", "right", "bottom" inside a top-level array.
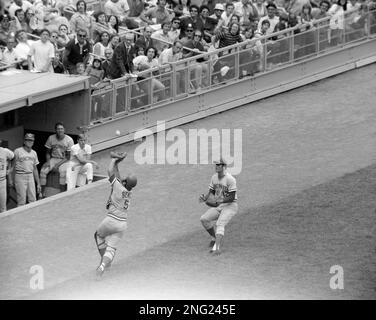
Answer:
[
  {"left": 104, "top": 0, "right": 130, "bottom": 18},
  {"left": 14, "top": 41, "right": 33, "bottom": 61},
  {"left": 28, "top": 40, "right": 55, "bottom": 72},
  {"left": 70, "top": 143, "right": 92, "bottom": 165}
]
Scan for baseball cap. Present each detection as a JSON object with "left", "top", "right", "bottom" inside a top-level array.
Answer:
[
  {"left": 214, "top": 157, "right": 227, "bottom": 166},
  {"left": 186, "top": 23, "right": 193, "bottom": 30},
  {"left": 214, "top": 4, "right": 224, "bottom": 11},
  {"left": 24, "top": 133, "right": 35, "bottom": 141}
]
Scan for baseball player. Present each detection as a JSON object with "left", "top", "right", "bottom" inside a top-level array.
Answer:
[
  {"left": 12, "top": 133, "right": 41, "bottom": 206},
  {"left": 40, "top": 122, "right": 74, "bottom": 195},
  {"left": 94, "top": 151, "right": 137, "bottom": 278},
  {"left": 66, "top": 134, "right": 97, "bottom": 191},
  {"left": 199, "top": 157, "right": 238, "bottom": 255},
  {"left": 0, "top": 140, "right": 14, "bottom": 213}
]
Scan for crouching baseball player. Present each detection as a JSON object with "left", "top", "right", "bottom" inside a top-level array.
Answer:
[
  {"left": 94, "top": 151, "right": 137, "bottom": 278},
  {"left": 199, "top": 157, "right": 238, "bottom": 255}
]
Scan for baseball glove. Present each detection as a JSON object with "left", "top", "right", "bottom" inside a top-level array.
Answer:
[
  {"left": 110, "top": 151, "right": 127, "bottom": 160},
  {"left": 205, "top": 194, "right": 219, "bottom": 207}
]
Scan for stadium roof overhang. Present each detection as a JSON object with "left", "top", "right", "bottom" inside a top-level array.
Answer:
[{"left": 0, "top": 70, "right": 90, "bottom": 113}]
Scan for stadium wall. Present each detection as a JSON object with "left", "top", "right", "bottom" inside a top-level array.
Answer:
[{"left": 87, "top": 39, "right": 376, "bottom": 152}]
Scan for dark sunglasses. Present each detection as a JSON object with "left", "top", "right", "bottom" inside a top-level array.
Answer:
[
  {"left": 78, "top": 34, "right": 86, "bottom": 37},
  {"left": 187, "top": 29, "right": 193, "bottom": 32}
]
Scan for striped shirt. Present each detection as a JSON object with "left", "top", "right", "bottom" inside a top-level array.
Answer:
[{"left": 215, "top": 31, "right": 243, "bottom": 50}]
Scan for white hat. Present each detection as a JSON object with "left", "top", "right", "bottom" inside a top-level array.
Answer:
[{"left": 214, "top": 3, "right": 225, "bottom": 11}]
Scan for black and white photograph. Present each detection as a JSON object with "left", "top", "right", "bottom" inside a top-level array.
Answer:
[{"left": 0, "top": 0, "right": 376, "bottom": 305}]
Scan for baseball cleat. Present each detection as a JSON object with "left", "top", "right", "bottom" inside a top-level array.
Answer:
[
  {"left": 211, "top": 249, "right": 221, "bottom": 256},
  {"left": 96, "top": 264, "right": 105, "bottom": 278}
]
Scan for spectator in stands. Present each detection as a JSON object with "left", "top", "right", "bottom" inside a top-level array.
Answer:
[
  {"left": 109, "top": 33, "right": 120, "bottom": 50},
  {"left": 184, "top": 28, "right": 209, "bottom": 89},
  {"left": 24, "top": 8, "right": 43, "bottom": 34},
  {"left": 0, "top": 139, "right": 14, "bottom": 213},
  {"left": 27, "top": 28, "right": 55, "bottom": 72},
  {"left": 328, "top": 0, "right": 346, "bottom": 45},
  {"left": 134, "top": 46, "right": 166, "bottom": 102},
  {"left": 234, "top": 0, "right": 259, "bottom": 25},
  {"left": 135, "top": 25, "right": 156, "bottom": 52},
  {"left": 140, "top": 0, "right": 172, "bottom": 25},
  {"left": 257, "top": 3, "right": 279, "bottom": 35},
  {"left": 85, "top": 57, "right": 105, "bottom": 87},
  {"left": 107, "top": 32, "right": 135, "bottom": 79},
  {"left": 70, "top": 0, "right": 95, "bottom": 39},
  {"left": 33, "top": 0, "right": 53, "bottom": 27},
  {"left": 49, "top": 30, "right": 59, "bottom": 51},
  {"left": 173, "top": 0, "right": 191, "bottom": 18},
  {"left": 57, "top": 23, "right": 71, "bottom": 49},
  {"left": 198, "top": 5, "right": 217, "bottom": 43},
  {"left": 66, "top": 134, "right": 96, "bottom": 191},
  {"left": 76, "top": 61, "right": 86, "bottom": 75},
  {"left": 212, "top": 21, "right": 243, "bottom": 82},
  {"left": 312, "top": 0, "right": 330, "bottom": 50},
  {"left": 180, "top": 4, "right": 200, "bottom": 38},
  {"left": 209, "top": 3, "right": 224, "bottom": 22},
  {"left": 169, "top": 16, "right": 181, "bottom": 41},
  {"left": 12, "top": 133, "right": 41, "bottom": 207},
  {"left": 107, "top": 14, "right": 119, "bottom": 33},
  {"left": 53, "top": 51, "right": 65, "bottom": 73},
  {"left": 152, "top": 21, "right": 173, "bottom": 53},
  {"left": 180, "top": 22, "right": 195, "bottom": 43},
  {"left": 159, "top": 39, "right": 184, "bottom": 93},
  {"left": 1, "top": 36, "right": 19, "bottom": 67},
  {"left": 14, "top": 8, "right": 27, "bottom": 31},
  {"left": 254, "top": 0, "right": 267, "bottom": 18},
  {"left": 63, "top": 28, "right": 92, "bottom": 74},
  {"left": 93, "top": 31, "right": 111, "bottom": 58},
  {"left": 102, "top": 47, "right": 113, "bottom": 78},
  {"left": 104, "top": 0, "right": 139, "bottom": 29},
  {"left": 8, "top": 0, "right": 32, "bottom": 18},
  {"left": 93, "top": 11, "right": 115, "bottom": 42},
  {"left": 220, "top": 1, "right": 236, "bottom": 28},
  {"left": 128, "top": 0, "right": 146, "bottom": 18},
  {"left": 40, "top": 122, "right": 74, "bottom": 195},
  {"left": 14, "top": 29, "right": 31, "bottom": 69},
  {"left": 0, "top": 14, "right": 17, "bottom": 46}
]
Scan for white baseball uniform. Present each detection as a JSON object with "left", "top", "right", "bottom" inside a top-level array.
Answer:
[
  {"left": 201, "top": 171, "right": 238, "bottom": 235},
  {"left": 0, "top": 147, "right": 14, "bottom": 212}
]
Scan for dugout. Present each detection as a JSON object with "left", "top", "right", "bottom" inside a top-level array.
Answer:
[{"left": 0, "top": 70, "right": 100, "bottom": 208}]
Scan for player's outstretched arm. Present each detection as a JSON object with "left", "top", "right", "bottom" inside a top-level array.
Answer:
[{"left": 108, "top": 152, "right": 127, "bottom": 179}]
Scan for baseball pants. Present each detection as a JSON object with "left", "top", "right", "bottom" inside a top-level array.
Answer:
[
  {"left": 96, "top": 216, "right": 128, "bottom": 249},
  {"left": 66, "top": 163, "right": 93, "bottom": 191},
  {"left": 40, "top": 158, "right": 70, "bottom": 186},
  {"left": 14, "top": 173, "right": 36, "bottom": 206},
  {"left": 0, "top": 179, "right": 6, "bottom": 213},
  {"left": 200, "top": 202, "right": 238, "bottom": 236}
]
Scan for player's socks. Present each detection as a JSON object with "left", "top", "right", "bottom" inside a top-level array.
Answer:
[{"left": 206, "top": 227, "right": 216, "bottom": 238}]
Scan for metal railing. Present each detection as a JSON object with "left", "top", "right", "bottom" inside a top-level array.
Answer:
[{"left": 89, "top": 8, "right": 376, "bottom": 123}]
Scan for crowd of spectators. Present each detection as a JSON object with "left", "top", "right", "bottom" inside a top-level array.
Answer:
[{"left": 0, "top": 0, "right": 375, "bottom": 95}]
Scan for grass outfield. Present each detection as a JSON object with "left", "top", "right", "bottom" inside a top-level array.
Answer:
[{"left": 27, "top": 163, "right": 376, "bottom": 300}]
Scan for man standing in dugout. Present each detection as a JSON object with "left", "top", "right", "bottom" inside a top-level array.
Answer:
[{"left": 12, "top": 133, "right": 41, "bottom": 207}]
